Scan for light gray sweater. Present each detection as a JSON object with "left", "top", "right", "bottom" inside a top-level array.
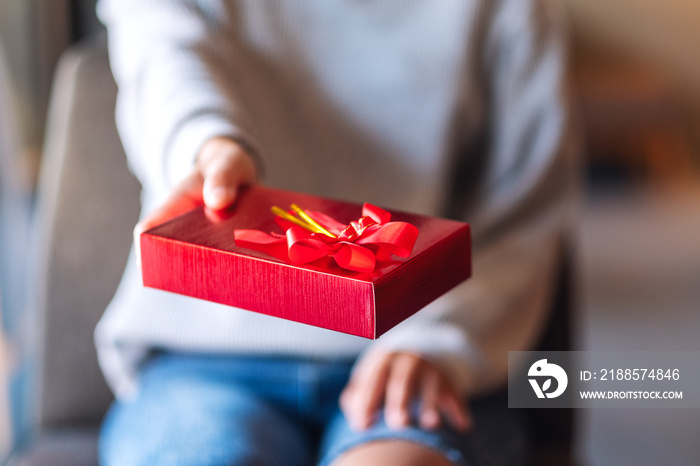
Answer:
[{"left": 96, "top": 0, "right": 577, "bottom": 399}]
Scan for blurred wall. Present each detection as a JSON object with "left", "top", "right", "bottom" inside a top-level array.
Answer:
[
  {"left": 0, "top": 0, "right": 71, "bottom": 185},
  {"left": 564, "top": 0, "right": 700, "bottom": 184},
  {"left": 566, "top": 0, "right": 700, "bottom": 114}
]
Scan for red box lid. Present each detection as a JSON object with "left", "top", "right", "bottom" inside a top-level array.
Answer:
[{"left": 141, "top": 185, "right": 471, "bottom": 339}]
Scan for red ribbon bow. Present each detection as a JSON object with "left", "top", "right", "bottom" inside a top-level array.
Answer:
[{"left": 234, "top": 203, "right": 419, "bottom": 273}]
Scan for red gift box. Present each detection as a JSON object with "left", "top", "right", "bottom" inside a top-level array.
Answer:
[{"left": 140, "top": 186, "right": 471, "bottom": 339}]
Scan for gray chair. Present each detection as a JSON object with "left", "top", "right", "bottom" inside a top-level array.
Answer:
[{"left": 8, "top": 35, "right": 140, "bottom": 465}]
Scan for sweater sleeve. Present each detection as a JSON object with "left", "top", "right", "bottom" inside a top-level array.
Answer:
[
  {"left": 365, "top": 0, "right": 579, "bottom": 396},
  {"left": 97, "top": 0, "right": 261, "bottom": 199}
]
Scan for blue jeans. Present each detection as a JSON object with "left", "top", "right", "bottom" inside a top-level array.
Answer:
[{"left": 99, "top": 353, "right": 527, "bottom": 465}]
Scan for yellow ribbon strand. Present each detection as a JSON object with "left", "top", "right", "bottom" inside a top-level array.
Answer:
[
  {"left": 270, "top": 204, "right": 337, "bottom": 238},
  {"left": 290, "top": 204, "right": 336, "bottom": 238},
  {"left": 270, "top": 206, "right": 317, "bottom": 233}
]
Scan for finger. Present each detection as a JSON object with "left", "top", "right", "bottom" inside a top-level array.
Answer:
[
  {"left": 339, "top": 351, "right": 382, "bottom": 423},
  {"left": 199, "top": 141, "right": 257, "bottom": 211},
  {"left": 438, "top": 389, "right": 472, "bottom": 432},
  {"left": 339, "top": 378, "right": 357, "bottom": 415},
  {"left": 384, "top": 355, "right": 421, "bottom": 429},
  {"left": 201, "top": 156, "right": 237, "bottom": 209},
  {"left": 133, "top": 170, "right": 204, "bottom": 267},
  {"left": 418, "top": 370, "right": 442, "bottom": 430},
  {"left": 346, "top": 356, "right": 392, "bottom": 431}
]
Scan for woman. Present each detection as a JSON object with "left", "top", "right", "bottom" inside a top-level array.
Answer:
[{"left": 96, "top": 1, "right": 576, "bottom": 464}]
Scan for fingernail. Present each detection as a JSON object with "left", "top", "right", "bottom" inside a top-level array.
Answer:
[
  {"left": 421, "top": 410, "right": 439, "bottom": 428},
  {"left": 349, "top": 416, "right": 367, "bottom": 432},
  {"left": 206, "top": 186, "right": 229, "bottom": 207},
  {"left": 387, "top": 410, "right": 407, "bottom": 429}
]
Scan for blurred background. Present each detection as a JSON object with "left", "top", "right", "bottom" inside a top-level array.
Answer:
[{"left": 0, "top": 0, "right": 698, "bottom": 465}]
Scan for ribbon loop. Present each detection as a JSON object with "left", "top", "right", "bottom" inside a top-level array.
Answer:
[
  {"left": 234, "top": 203, "right": 418, "bottom": 273},
  {"left": 333, "top": 243, "right": 376, "bottom": 272}
]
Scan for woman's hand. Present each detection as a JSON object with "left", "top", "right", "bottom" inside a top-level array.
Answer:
[
  {"left": 340, "top": 351, "right": 472, "bottom": 432},
  {"left": 133, "top": 137, "right": 257, "bottom": 266}
]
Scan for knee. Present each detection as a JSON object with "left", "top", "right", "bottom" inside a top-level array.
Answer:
[{"left": 329, "top": 440, "right": 456, "bottom": 466}]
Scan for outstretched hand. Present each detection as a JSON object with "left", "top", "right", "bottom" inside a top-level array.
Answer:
[
  {"left": 340, "top": 351, "right": 471, "bottom": 432},
  {"left": 133, "top": 137, "right": 257, "bottom": 267}
]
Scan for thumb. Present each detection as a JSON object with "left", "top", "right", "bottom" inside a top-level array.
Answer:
[{"left": 198, "top": 138, "right": 258, "bottom": 210}]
